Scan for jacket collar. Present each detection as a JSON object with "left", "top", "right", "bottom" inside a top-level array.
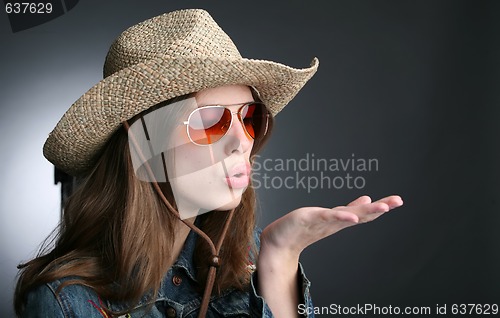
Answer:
[{"left": 107, "top": 227, "right": 200, "bottom": 313}]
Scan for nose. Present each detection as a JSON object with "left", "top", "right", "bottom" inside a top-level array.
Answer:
[{"left": 224, "top": 114, "right": 253, "bottom": 154}]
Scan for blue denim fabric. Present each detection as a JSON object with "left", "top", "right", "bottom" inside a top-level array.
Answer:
[{"left": 22, "top": 229, "right": 314, "bottom": 317}]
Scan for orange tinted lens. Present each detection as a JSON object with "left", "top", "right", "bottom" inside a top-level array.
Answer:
[
  {"left": 241, "top": 103, "right": 266, "bottom": 139},
  {"left": 188, "top": 107, "right": 232, "bottom": 145}
]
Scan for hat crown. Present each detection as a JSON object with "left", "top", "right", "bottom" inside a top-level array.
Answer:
[{"left": 103, "top": 9, "right": 242, "bottom": 77}]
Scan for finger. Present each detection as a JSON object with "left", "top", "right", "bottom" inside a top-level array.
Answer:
[
  {"left": 313, "top": 208, "right": 359, "bottom": 224},
  {"left": 330, "top": 210, "right": 360, "bottom": 223},
  {"left": 332, "top": 206, "right": 384, "bottom": 225},
  {"left": 347, "top": 195, "right": 372, "bottom": 207},
  {"left": 351, "top": 197, "right": 403, "bottom": 223},
  {"left": 343, "top": 201, "right": 390, "bottom": 219},
  {"left": 374, "top": 195, "right": 404, "bottom": 209},
  {"left": 357, "top": 213, "right": 382, "bottom": 224},
  {"left": 340, "top": 203, "right": 387, "bottom": 225}
]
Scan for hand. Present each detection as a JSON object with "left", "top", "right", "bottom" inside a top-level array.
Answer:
[
  {"left": 260, "top": 195, "right": 404, "bottom": 259},
  {"left": 256, "top": 195, "right": 403, "bottom": 318}
]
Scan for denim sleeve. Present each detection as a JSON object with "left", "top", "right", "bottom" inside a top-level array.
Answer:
[
  {"left": 22, "top": 284, "right": 65, "bottom": 318},
  {"left": 22, "top": 281, "right": 110, "bottom": 318},
  {"left": 250, "top": 228, "right": 315, "bottom": 317},
  {"left": 249, "top": 263, "right": 314, "bottom": 318}
]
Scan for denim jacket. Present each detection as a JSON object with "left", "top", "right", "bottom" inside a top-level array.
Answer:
[{"left": 22, "top": 229, "right": 314, "bottom": 317}]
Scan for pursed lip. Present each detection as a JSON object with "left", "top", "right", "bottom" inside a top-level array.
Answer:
[{"left": 224, "top": 162, "right": 251, "bottom": 188}]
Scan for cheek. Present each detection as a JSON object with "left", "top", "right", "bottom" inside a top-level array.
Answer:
[
  {"left": 169, "top": 139, "right": 221, "bottom": 180},
  {"left": 171, "top": 147, "right": 206, "bottom": 179},
  {"left": 171, "top": 125, "right": 192, "bottom": 148},
  {"left": 169, "top": 127, "right": 205, "bottom": 169}
]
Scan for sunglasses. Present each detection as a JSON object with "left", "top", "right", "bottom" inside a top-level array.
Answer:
[{"left": 183, "top": 102, "right": 269, "bottom": 146}]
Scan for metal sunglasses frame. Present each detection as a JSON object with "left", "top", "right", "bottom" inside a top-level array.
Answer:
[{"left": 182, "top": 102, "right": 269, "bottom": 146}]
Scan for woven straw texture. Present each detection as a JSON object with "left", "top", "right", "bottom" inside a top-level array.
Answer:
[{"left": 43, "top": 9, "right": 319, "bottom": 176}]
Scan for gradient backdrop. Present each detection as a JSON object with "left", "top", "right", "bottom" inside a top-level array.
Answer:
[{"left": 1, "top": 1, "right": 499, "bottom": 317}]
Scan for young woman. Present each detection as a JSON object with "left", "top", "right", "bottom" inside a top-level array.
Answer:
[{"left": 14, "top": 9, "right": 403, "bottom": 318}]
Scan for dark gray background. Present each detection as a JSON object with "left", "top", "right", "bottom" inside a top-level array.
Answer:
[{"left": 1, "top": 0, "right": 499, "bottom": 317}]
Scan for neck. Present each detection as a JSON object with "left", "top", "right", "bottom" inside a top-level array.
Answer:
[{"left": 171, "top": 216, "right": 196, "bottom": 262}]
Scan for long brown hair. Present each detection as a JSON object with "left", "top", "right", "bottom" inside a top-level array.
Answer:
[{"left": 14, "top": 93, "right": 274, "bottom": 315}]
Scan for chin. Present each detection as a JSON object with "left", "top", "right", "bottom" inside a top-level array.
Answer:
[{"left": 214, "top": 197, "right": 243, "bottom": 211}]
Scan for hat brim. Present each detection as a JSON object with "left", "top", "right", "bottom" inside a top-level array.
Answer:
[{"left": 43, "top": 56, "right": 319, "bottom": 176}]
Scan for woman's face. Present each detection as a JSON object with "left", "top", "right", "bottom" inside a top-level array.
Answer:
[{"left": 168, "top": 85, "right": 256, "bottom": 219}]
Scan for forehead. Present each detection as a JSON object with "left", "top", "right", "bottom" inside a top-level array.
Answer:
[{"left": 195, "top": 85, "right": 253, "bottom": 106}]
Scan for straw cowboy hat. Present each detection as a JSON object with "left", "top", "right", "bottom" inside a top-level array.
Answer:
[{"left": 43, "top": 8, "right": 319, "bottom": 176}]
